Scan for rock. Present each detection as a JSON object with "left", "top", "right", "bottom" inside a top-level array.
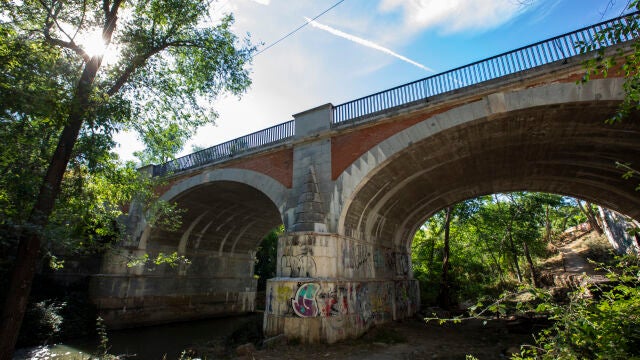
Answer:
[
  {"left": 505, "top": 346, "right": 521, "bottom": 355},
  {"left": 236, "top": 342, "right": 256, "bottom": 356},
  {"left": 262, "top": 334, "right": 287, "bottom": 348}
]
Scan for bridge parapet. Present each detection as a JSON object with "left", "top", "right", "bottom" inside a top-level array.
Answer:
[
  {"left": 153, "top": 120, "right": 295, "bottom": 177},
  {"left": 331, "top": 12, "right": 638, "bottom": 126}
]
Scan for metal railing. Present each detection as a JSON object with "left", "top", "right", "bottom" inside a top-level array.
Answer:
[
  {"left": 332, "top": 11, "right": 639, "bottom": 125},
  {"left": 153, "top": 120, "right": 295, "bottom": 177}
]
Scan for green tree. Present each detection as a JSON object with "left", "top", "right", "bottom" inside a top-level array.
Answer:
[
  {"left": 0, "top": 0, "right": 255, "bottom": 357},
  {"left": 254, "top": 226, "right": 283, "bottom": 292},
  {"left": 412, "top": 193, "right": 569, "bottom": 306}
]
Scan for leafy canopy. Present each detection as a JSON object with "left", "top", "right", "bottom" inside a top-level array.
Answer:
[{"left": 1, "top": 0, "right": 255, "bottom": 165}]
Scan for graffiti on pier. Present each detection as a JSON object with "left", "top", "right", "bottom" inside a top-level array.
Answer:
[
  {"left": 395, "top": 252, "right": 410, "bottom": 275},
  {"left": 317, "top": 286, "right": 350, "bottom": 317},
  {"left": 278, "top": 280, "right": 409, "bottom": 325},
  {"left": 370, "top": 282, "right": 393, "bottom": 321},
  {"left": 394, "top": 280, "right": 418, "bottom": 317},
  {"left": 281, "top": 235, "right": 317, "bottom": 277},
  {"left": 373, "top": 247, "right": 403, "bottom": 275},
  {"left": 292, "top": 282, "right": 319, "bottom": 317},
  {"left": 268, "top": 284, "right": 293, "bottom": 314},
  {"left": 342, "top": 241, "right": 372, "bottom": 272},
  {"left": 355, "top": 283, "right": 373, "bottom": 326}
]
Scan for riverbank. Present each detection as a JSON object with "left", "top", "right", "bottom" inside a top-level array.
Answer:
[{"left": 227, "top": 316, "right": 539, "bottom": 360}]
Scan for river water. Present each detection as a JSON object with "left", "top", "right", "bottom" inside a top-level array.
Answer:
[{"left": 13, "top": 313, "right": 261, "bottom": 360}]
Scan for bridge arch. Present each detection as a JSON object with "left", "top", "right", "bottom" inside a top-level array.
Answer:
[
  {"left": 139, "top": 168, "right": 288, "bottom": 251},
  {"left": 95, "top": 168, "right": 289, "bottom": 328},
  {"left": 334, "top": 78, "right": 640, "bottom": 250}
]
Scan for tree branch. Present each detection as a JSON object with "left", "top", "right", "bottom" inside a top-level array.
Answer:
[
  {"left": 43, "top": 24, "right": 91, "bottom": 63},
  {"left": 107, "top": 46, "right": 164, "bottom": 96},
  {"left": 101, "top": 0, "right": 124, "bottom": 48},
  {"left": 103, "top": 0, "right": 110, "bottom": 22},
  {"left": 106, "top": 38, "right": 196, "bottom": 96},
  {"left": 39, "top": 0, "right": 91, "bottom": 62},
  {"left": 71, "top": 0, "right": 89, "bottom": 41}
]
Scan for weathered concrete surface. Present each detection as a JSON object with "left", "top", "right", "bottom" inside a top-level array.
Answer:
[
  {"left": 263, "top": 277, "right": 418, "bottom": 343},
  {"left": 263, "top": 231, "right": 417, "bottom": 343},
  {"left": 599, "top": 207, "right": 640, "bottom": 255},
  {"left": 92, "top": 56, "right": 640, "bottom": 342},
  {"left": 91, "top": 247, "right": 257, "bottom": 328}
]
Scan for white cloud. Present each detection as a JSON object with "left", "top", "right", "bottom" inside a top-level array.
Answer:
[
  {"left": 304, "top": 17, "right": 434, "bottom": 73},
  {"left": 248, "top": 0, "right": 270, "bottom": 5},
  {"left": 379, "top": 0, "right": 534, "bottom": 33}
]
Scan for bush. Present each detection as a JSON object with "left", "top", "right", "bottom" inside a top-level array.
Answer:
[{"left": 513, "top": 256, "right": 640, "bottom": 359}]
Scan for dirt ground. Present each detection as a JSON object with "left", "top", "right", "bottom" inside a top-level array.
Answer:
[
  {"left": 231, "top": 316, "right": 541, "bottom": 360},
  {"left": 229, "top": 235, "right": 606, "bottom": 360}
]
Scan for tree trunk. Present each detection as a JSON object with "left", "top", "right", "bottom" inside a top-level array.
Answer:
[
  {"left": 508, "top": 229, "right": 523, "bottom": 283},
  {"left": 578, "top": 200, "right": 603, "bottom": 235},
  {"left": 482, "top": 237, "right": 505, "bottom": 285},
  {"left": 437, "top": 206, "right": 452, "bottom": 309},
  {"left": 0, "top": 55, "right": 103, "bottom": 360},
  {"left": 586, "top": 202, "right": 604, "bottom": 235},
  {"left": 522, "top": 241, "right": 539, "bottom": 287},
  {"left": 561, "top": 215, "right": 569, "bottom": 231},
  {"left": 428, "top": 237, "right": 436, "bottom": 269},
  {"left": 544, "top": 204, "right": 551, "bottom": 243}
]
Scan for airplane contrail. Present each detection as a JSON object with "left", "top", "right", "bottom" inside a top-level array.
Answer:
[{"left": 304, "top": 17, "right": 434, "bottom": 73}]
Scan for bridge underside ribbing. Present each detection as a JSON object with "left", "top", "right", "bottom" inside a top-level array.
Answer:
[
  {"left": 341, "top": 101, "right": 640, "bottom": 250},
  {"left": 152, "top": 181, "right": 282, "bottom": 254}
]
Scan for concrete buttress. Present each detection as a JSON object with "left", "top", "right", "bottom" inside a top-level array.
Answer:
[{"left": 263, "top": 104, "right": 419, "bottom": 343}]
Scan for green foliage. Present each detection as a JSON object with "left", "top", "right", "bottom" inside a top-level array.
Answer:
[
  {"left": 254, "top": 226, "right": 283, "bottom": 291},
  {"left": 579, "top": 1, "right": 640, "bottom": 125},
  {"left": 95, "top": 316, "right": 110, "bottom": 358},
  {"left": 126, "top": 251, "right": 191, "bottom": 270},
  {"left": 616, "top": 161, "right": 640, "bottom": 192},
  {"left": 1, "top": 2, "right": 255, "bottom": 352},
  {"left": 20, "top": 300, "right": 65, "bottom": 344},
  {"left": 412, "top": 193, "right": 570, "bottom": 305},
  {"left": 94, "top": 316, "right": 119, "bottom": 359},
  {"left": 16, "top": 276, "right": 99, "bottom": 347},
  {"left": 0, "top": 0, "right": 255, "bottom": 257},
  {"left": 143, "top": 198, "right": 187, "bottom": 233},
  {"left": 512, "top": 256, "right": 640, "bottom": 360}
]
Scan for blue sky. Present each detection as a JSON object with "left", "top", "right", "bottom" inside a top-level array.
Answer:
[{"left": 115, "top": 0, "right": 631, "bottom": 161}]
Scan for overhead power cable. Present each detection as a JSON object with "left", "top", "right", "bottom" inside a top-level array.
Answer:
[{"left": 253, "top": 0, "right": 346, "bottom": 57}]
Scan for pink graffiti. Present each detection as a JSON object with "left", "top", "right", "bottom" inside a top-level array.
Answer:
[{"left": 292, "top": 283, "right": 319, "bottom": 317}]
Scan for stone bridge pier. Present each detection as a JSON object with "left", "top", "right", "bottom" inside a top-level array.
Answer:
[{"left": 263, "top": 105, "right": 419, "bottom": 343}]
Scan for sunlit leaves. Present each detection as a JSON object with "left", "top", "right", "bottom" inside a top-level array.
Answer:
[
  {"left": 0, "top": 0, "right": 255, "bottom": 251},
  {"left": 579, "top": 1, "right": 640, "bottom": 125},
  {"left": 513, "top": 256, "right": 640, "bottom": 359},
  {"left": 412, "top": 193, "right": 579, "bottom": 304}
]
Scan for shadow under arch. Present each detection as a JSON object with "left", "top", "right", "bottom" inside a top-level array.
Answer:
[
  {"left": 97, "top": 169, "right": 287, "bottom": 328},
  {"left": 139, "top": 168, "right": 288, "bottom": 251}
]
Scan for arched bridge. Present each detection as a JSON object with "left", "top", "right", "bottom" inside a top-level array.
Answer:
[{"left": 91, "top": 15, "right": 640, "bottom": 343}]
